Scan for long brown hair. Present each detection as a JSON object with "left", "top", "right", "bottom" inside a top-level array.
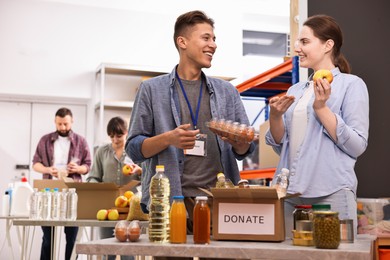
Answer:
[{"left": 304, "top": 14, "right": 351, "bottom": 73}]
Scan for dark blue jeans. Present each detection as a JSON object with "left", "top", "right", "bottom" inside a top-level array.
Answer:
[{"left": 41, "top": 226, "right": 79, "bottom": 260}]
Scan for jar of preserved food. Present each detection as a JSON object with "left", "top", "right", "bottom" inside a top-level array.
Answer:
[
  {"left": 293, "top": 205, "right": 313, "bottom": 231},
  {"left": 312, "top": 204, "right": 331, "bottom": 212},
  {"left": 237, "top": 179, "right": 249, "bottom": 188},
  {"left": 313, "top": 211, "right": 340, "bottom": 249},
  {"left": 193, "top": 196, "right": 210, "bottom": 244}
]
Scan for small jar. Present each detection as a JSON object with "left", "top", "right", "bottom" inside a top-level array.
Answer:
[
  {"left": 313, "top": 211, "right": 340, "bottom": 249},
  {"left": 237, "top": 179, "right": 250, "bottom": 188},
  {"left": 293, "top": 205, "right": 313, "bottom": 231}
]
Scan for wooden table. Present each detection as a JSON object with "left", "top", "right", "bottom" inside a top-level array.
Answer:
[{"left": 76, "top": 234, "right": 376, "bottom": 260}]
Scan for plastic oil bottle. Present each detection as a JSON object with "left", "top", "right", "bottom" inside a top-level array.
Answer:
[
  {"left": 149, "top": 165, "right": 170, "bottom": 243},
  {"left": 215, "top": 172, "right": 234, "bottom": 188},
  {"left": 169, "top": 195, "right": 187, "bottom": 244}
]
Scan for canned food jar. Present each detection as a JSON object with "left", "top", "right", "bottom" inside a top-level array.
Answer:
[
  {"left": 293, "top": 205, "right": 312, "bottom": 230},
  {"left": 313, "top": 211, "right": 340, "bottom": 249}
]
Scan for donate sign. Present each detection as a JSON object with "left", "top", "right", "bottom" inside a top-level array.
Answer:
[{"left": 218, "top": 203, "right": 275, "bottom": 235}]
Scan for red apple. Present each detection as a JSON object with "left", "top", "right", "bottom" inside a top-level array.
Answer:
[
  {"left": 115, "top": 195, "right": 129, "bottom": 208},
  {"left": 122, "top": 164, "right": 133, "bottom": 175}
]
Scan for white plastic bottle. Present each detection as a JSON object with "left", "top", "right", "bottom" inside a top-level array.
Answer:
[
  {"left": 273, "top": 168, "right": 290, "bottom": 198},
  {"left": 10, "top": 177, "right": 34, "bottom": 217},
  {"left": 29, "top": 188, "right": 41, "bottom": 220},
  {"left": 51, "top": 188, "right": 61, "bottom": 220},
  {"left": 59, "top": 188, "right": 68, "bottom": 220},
  {"left": 67, "top": 188, "right": 78, "bottom": 221},
  {"left": 41, "top": 188, "right": 52, "bottom": 220},
  {"left": 1, "top": 191, "right": 10, "bottom": 216}
]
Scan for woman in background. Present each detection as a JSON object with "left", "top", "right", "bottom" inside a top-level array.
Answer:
[
  {"left": 87, "top": 116, "right": 141, "bottom": 260},
  {"left": 266, "top": 14, "right": 369, "bottom": 236}
]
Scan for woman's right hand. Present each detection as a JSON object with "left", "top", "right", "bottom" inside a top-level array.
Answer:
[{"left": 269, "top": 95, "right": 295, "bottom": 118}]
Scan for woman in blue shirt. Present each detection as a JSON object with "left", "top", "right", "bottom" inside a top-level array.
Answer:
[{"left": 266, "top": 14, "right": 369, "bottom": 236}]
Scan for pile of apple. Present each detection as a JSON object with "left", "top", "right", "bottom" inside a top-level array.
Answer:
[{"left": 96, "top": 190, "right": 134, "bottom": 221}]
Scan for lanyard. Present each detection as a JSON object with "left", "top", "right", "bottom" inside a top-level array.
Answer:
[{"left": 175, "top": 70, "right": 203, "bottom": 129}]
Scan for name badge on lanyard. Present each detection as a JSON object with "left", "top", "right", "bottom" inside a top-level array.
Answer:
[
  {"left": 185, "top": 133, "right": 207, "bottom": 157},
  {"left": 176, "top": 70, "right": 208, "bottom": 157}
]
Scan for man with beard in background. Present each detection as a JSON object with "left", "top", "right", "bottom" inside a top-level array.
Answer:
[{"left": 32, "top": 107, "right": 91, "bottom": 260}]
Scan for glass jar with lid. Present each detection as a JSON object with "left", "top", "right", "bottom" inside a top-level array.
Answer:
[
  {"left": 312, "top": 204, "right": 331, "bottom": 212},
  {"left": 313, "top": 211, "right": 340, "bottom": 249},
  {"left": 293, "top": 205, "right": 313, "bottom": 231}
]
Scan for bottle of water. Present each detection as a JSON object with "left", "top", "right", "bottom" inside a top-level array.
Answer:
[
  {"left": 273, "top": 168, "right": 290, "bottom": 198},
  {"left": 2, "top": 191, "right": 10, "bottom": 216},
  {"left": 51, "top": 188, "right": 60, "bottom": 220},
  {"left": 215, "top": 172, "right": 234, "bottom": 188},
  {"left": 149, "top": 165, "right": 170, "bottom": 243},
  {"left": 59, "top": 188, "right": 68, "bottom": 220},
  {"left": 41, "top": 188, "right": 52, "bottom": 220},
  {"left": 29, "top": 188, "right": 40, "bottom": 220},
  {"left": 67, "top": 188, "right": 78, "bottom": 221}
]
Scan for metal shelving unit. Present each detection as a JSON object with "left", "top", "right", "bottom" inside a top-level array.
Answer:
[{"left": 237, "top": 56, "right": 299, "bottom": 180}]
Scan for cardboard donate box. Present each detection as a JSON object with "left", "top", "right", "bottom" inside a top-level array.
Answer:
[
  {"left": 34, "top": 179, "right": 139, "bottom": 219},
  {"left": 211, "top": 187, "right": 297, "bottom": 242}
]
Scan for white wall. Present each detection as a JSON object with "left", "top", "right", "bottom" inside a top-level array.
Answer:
[{"left": 0, "top": 0, "right": 290, "bottom": 98}]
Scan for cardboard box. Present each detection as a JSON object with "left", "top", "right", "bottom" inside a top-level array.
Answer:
[
  {"left": 211, "top": 186, "right": 295, "bottom": 242},
  {"left": 259, "top": 120, "right": 279, "bottom": 169},
  {"left": 34, "top": 179, "right": 139, "bottom": 219}
]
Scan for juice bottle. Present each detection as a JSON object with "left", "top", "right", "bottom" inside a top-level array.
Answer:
[
  {"left": 170, "top": 195, "right": 187, "bottom": 243},
  {"left": 193, "top": 196, "right": 210, "bottom": 244}
]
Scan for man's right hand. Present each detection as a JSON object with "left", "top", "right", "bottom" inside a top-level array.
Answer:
[
  {"left": 169, "top": 124, "right": 200, "bottom": 149},
  {"left": 47, "top": 167, "right": 59, "bottom": 178}
]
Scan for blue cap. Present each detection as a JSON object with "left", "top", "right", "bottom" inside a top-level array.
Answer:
[{"left": 173, "top": 195, "right": 184, "bottom": 200}]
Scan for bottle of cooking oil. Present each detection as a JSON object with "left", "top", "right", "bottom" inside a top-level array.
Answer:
[
  {"left": 216, "top": 172, "right": 234, "bottom": 188},
  {"left": 149, "top": 165, "right": 170, "bottom": 243}
]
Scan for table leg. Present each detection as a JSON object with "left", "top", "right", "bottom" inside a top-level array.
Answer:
[{"left": 20, "top": 225, "right": 26, "bottom": 260}]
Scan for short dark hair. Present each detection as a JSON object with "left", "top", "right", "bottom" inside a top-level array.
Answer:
[
  {"left": 173, "top": 10, "right": 214, "bottom": 50},
  {"left": 107, "top": 116, "right": 127, "bottom": 136},
  {"left": 55, "top": 107, "right": 73, "bottom": 118}
]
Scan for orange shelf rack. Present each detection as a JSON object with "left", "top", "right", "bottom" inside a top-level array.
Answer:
[
  {"left": 236, "top": 56, "right": 299, "bottom": 98},
  {"left": 240, "top": 168, "right": 276, "bottom": 180},
  {"left": 236, "top": 56, "right": 299, "bottom": 180}
]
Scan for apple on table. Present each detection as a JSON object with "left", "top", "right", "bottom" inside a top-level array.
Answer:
[{"left": 108, "top": 209, "right": 119, "bottom": 221}]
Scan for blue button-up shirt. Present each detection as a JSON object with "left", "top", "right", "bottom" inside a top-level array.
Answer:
[
  {"left": 126, "top": 66, "right": 255, "bottom": 209},
  {"left": 266, "top": 67, "right": 369, "bottom": 197}
]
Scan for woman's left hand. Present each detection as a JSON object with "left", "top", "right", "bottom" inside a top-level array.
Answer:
[{"left": 313, "top": 78, "right": 331, "bottom": 110}]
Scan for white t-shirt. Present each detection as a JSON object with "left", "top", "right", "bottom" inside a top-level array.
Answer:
[
  {"left": 53, "top": 136, "right": 71, "bottom": 169},
  {"left": 289, "top": 81, "right": 314, "bottom": 166}
]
